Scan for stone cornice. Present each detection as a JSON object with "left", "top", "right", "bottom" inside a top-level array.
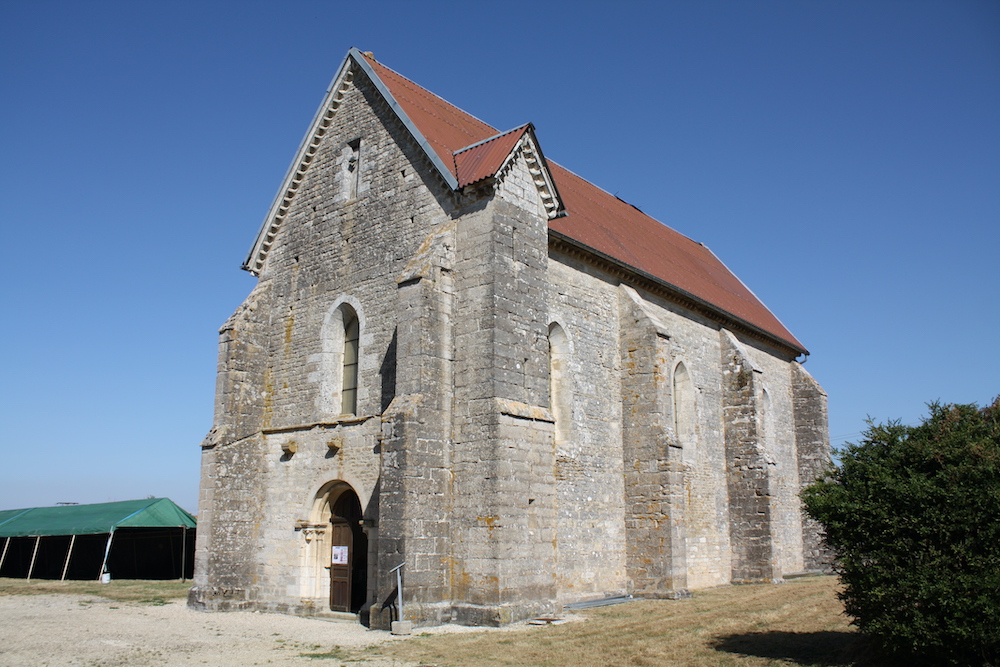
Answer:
[{"left": 261, "top": 415, "right": 373, "bottom": 436}]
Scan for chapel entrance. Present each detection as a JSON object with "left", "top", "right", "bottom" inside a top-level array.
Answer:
[{"left": 328, "top": 488, "right": 367, "bottom": 613}]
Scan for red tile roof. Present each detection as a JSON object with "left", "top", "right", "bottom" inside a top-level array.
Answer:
[
  {"left": 361, "top": 52, "right": 805, "bottom": 354},
  {"left": 366, "top": 57, "right": 496, "bottom": 173},
  {"left": 454, "top": 125, "right": 531, "bottom": 188}
]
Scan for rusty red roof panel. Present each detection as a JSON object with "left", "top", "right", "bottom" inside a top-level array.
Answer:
[
  {"left": 548, "top": 164, "right": 804, "bottom": 350},
  {"left": 364, "top": 55, "right": 496, "bottom": 172},
  {"left": 359, "top": 52, "right": 805, "bottom": 353},
  {"left": 454, "top": 125, "right": 530, "bottom": 188}
]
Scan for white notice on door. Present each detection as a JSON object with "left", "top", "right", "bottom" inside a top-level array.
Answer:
[{"left": 332, "top": 546, "right": 349, "bottom": 565}]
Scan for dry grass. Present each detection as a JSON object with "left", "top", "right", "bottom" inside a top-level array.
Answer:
[
  {"left": 0, "top": 575, "right": 875, "bottom": 665},
  {"left": 371, "top": 576, "right": 876, "bottom": 667},
  {"left": 0, "top": 577, "right": 191, "bottom": 604}
]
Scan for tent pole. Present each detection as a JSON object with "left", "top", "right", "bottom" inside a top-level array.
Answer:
[
  {"left": 0, "top": 536, "right": 10, "bottom": 573},
  {"left": 61, "top": 534, "right": 76, "bottom": 581},
  {"left": 180, "top": 527, "right": 187, "bottom": 582},
  {"left": 27, "top": 536, "right": 41, "bottom": 581},
  {"left": 98, "top": 530, "right": 116, "bottom": 581}
]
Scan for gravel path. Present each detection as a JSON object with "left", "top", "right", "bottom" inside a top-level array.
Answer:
[{"left": 0, "top": 594, "right": 425, "bottom": 666}]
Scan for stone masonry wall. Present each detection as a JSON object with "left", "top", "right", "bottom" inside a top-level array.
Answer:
[
  {"left": 545, "top": 254, "right": 627, "bottom": 602},
  {"left": 193, "top": 60, "right": 459, "bottom": 615},
  {"left": 743, "top": 342, "right": 805, "bottom": 577},
  {"left": 618, "top": 286, "right": 689, "bottom": 598},
  {"left": 792, "top": 363, "right": 833, "bottom": 572},
  {"left": 721, "top": 330, "right": 779, "bottom": 583},
  {"left": 448, "top": 191, "right": 558, "bottom": 625},
  {"left": 621, "top": 289, "right": 732, "bottom": 590},
  {"left": 371, "top": 222, "right": 456, "bottom": 628}
]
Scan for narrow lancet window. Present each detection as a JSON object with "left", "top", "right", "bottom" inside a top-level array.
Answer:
[
  {"left": 347, "top": 138, "right": 361, "bottom": 199},
  {"left": 673, "top": 361, "right": 696, "bottom": 460},
  {"left": 341, "top": 311, "right": 359, "bottom": 415},
  {"left": 548, "top": 323, "right": 571, "bottom": 446}
]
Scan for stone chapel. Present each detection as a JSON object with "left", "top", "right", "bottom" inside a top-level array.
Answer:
[{"left": 189, "top": 48, "right": 830, "bottom": 628}]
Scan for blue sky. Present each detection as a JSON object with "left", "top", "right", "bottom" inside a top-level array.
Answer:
[{"left": 1, "top": 1, "right": 997, "bottom": 513}]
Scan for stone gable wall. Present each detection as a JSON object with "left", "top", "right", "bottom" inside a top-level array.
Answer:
[{"left": 193, "top": 62, "right": 457, "bottom": 615}]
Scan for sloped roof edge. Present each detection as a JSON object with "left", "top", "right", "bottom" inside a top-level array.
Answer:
[
  {"left": 243, "top": 51, "right": 358, "bottom": 274},
  {"left": 699, "top": 243, "right": 806, "bottom": 356},
  {"left": 454, "top": 124, "right": 530, "bottom": 187},
  {"left": 243, "top": 48, "right": 465, "bottom": 275},
  {"left": 352, "top": 49, "right": 459, "bottom": 190},
  {"left": 549, "top": 229, "right": 808, "bottom": 356}
]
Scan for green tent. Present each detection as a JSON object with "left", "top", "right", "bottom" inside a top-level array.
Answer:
[
  {"left": 0, "top": 498, "right": 195, "bottom": 537},
  {"left": 0, "top": 498, "right": 195, "bottom": 581}
]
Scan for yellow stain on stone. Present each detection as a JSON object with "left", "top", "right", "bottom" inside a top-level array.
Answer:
[{"left": 283, "top": 307, "right": 295, "bottom": 353}]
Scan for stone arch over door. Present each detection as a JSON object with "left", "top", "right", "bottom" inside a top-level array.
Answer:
[{"left": 305, "top": 481, "right": 369, "bottom": 614}]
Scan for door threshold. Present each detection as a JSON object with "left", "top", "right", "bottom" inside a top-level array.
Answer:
[{"left": 312, "top": 610, "right": 359, "bottom": 623}]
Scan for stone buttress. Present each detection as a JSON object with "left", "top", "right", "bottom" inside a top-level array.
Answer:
[{"left": 618, "top": 286, "right": 689, "bottom": 598}]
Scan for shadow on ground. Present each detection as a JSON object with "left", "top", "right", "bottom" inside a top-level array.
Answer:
[{"left": 710, "top": 630, "right": 877, "bottom": 666}]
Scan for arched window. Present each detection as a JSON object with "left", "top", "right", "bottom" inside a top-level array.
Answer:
[
  {"left": 548, "top": 323, "right": 571, "bottom": 446},
  {"left": 673, "top": 361, "right": 696, "bottom": 459},
  {"left": 319, "top": 301, "right": 362, "bottom": 417},
  {"left": 341, "top": 309, "right": 359, "bottom": 415}
]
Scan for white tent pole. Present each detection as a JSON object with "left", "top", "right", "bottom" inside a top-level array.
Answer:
[
  {"left": 61, "top": 534, "right": 76, "bottom": 581},
  {"left": 27, "top": 536, "right": 41, "bottom": 581},
  {"left": 98, "top": 530, "right": 115, "bottom": 581},
  {"left": 180, "top": 527, "right": 187, "bottom": 582},
  {"left": 0, "top": 536, "right": 9, "bottom": 572}
]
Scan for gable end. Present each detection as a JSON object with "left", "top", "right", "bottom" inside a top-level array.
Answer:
[{"left": 243, "top": 60, "right": 358, "bottom": 276}]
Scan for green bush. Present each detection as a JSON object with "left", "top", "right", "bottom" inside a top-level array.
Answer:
[{"left": 802, "top": 398, "right": 1000, "bottom": 665}]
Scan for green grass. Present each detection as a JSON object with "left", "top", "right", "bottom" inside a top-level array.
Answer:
[
  {"left": 296, "top": 648, "right": 350, "bottom": 660},
  {"left": 0, "top": 577, "right": 191, "bottom": 603}
]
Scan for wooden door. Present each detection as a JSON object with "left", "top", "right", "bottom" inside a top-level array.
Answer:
[{"left": 329, "top": 519, "right": 353, "bottom": 612}]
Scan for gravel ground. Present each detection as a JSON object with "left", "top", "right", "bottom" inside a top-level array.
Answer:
[{"left": 0, "top": 594, "right": 435, "bottom": 666}]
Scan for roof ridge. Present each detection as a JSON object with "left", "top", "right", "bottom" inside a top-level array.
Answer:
[
  {"left": 362, "top": 53, "right": 498, "bottom": 141},
  {"left": 454, "top": 123, "right": 532, "bottom": 155}
]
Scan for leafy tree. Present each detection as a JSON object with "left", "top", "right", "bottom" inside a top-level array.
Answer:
[{"left": 802, "top": 398, "right": 1000, "bottom": 665}]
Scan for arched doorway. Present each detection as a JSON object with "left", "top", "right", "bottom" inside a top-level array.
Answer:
[{"left": 328, "top": 489, "right": 367, "bottom": 613}]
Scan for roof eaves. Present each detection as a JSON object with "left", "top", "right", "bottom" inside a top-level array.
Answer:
[
  {"left": 549, "top": 229, "right": 808, "bottom": 356},
  {"left": 352, "top": 49, "right": 459, "bottom": 190},
  {"left": 699, "top": 243, "right": 806, "bottom": 354}
]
